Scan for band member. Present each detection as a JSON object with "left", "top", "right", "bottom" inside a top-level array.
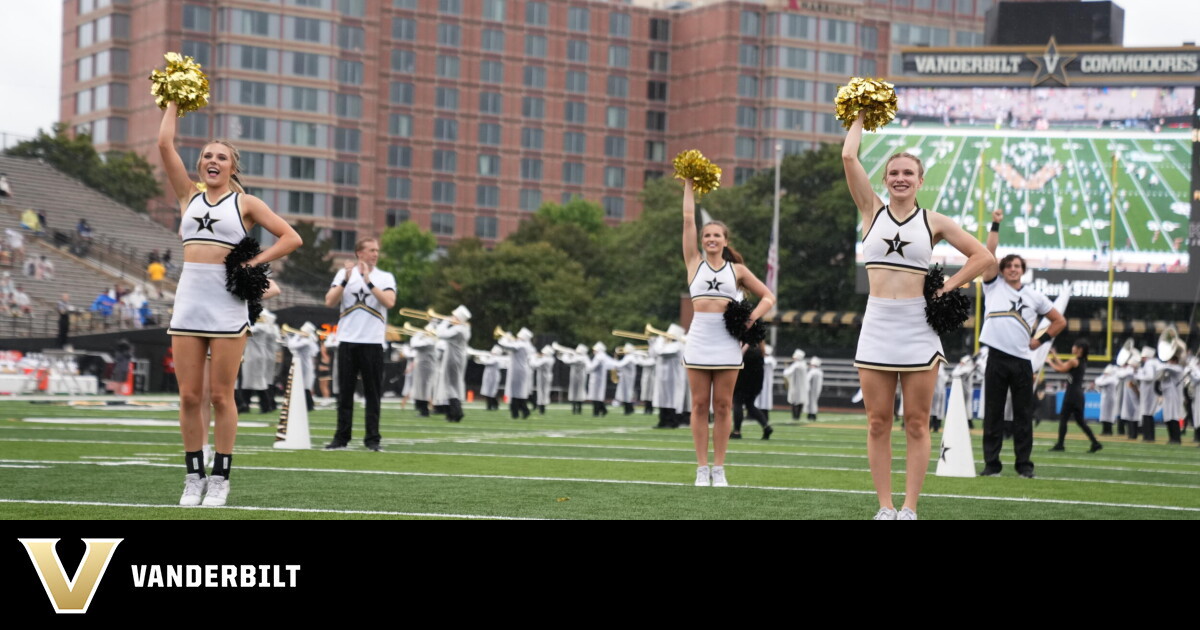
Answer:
[
  {"left": 587, "top": 342, "right": 613, "bottom": 417},
  {"left": 1119, "top": 355, "right": 1142, "bottom": 438},
  {"left": 159, "top": 101, "right": 302, "bottom": 507},
  {"left": 1136, "top": 347, "right": 1160, "bottom": 442},
  {"left": 651, "top": 332, "right": 683, "bottom": 429},
  {"left": 634, "top": 347, "right": 656, "bottom": 414},
  {"left": 243, "top": 309, "right": 280, "bottom": 413},
  {"left": 562, "top": 344, "right": 588, "bottom": 415},
  {"left": 681, "top": 180, "right": 776, "bottom": 487},
  {"left": 435, "top": 306, "right": 472, "bottom": 423},
  {"left": 285, "top": 322, "right": 320, "bottom": 414},
  {"left": 530, "top": 345, "right": 556, "bottom": 415},
  {"left": 978, "top": 209, "right": 1064, "bottom": 479},
  {"left": 843, "top": 111, "right": 993, "bottom": 519},
  {"left": 476, "top": 346, "right": 504, "bottom": 411},
  {"left": 784, "top": 349, "right": 808, "bottom": 420},
  {"left": 408, "top": 326, "right": 438, "bottom": 417},
  {"left": 324, "top": 239, "right": 397, "bottom": 451},
  {"left": 755, "top": 344, "right": 776, "bottom": 423},
  {"left": 1157, "top": 353, "right": 1186, "bottom": 444},
  {"left": 498, "top": 328, "right": 535, "bottom": 419},
  {"left": 614, "top": 344, "right": 639, "bottom": 415},
  {"left": 1094, "top": 365, "right": 1120, "bottom": 436},
  {"left": 806, "top": 357, "right": 824, "bottom": 421}
]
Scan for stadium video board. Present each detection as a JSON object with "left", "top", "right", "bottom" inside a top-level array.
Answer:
[{"left": 857, "top": 42, "right": 1200, "bottom": 302}]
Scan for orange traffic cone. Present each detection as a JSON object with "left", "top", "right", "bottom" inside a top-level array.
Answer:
[
  {"left": 467, "top": 390, "right": 475, "bottom": 403},
  {"left": 120, "top": 362, "right": 134, "bottom": 396},
  {"left": 36, "top": 368, "right": 49, "bottom": 391}
]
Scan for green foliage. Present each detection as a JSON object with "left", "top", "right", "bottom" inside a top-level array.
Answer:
[
  {"left": 4, "top": 123, "right": 162, "bottom": 212},
  {"left": 377, "top": 221, "right": 437, "bottom": 318},
  {"left": 279, "top": 221, "right": 333, "bottom": 295},
  {"left": 535, "top": 196, "right": 607, "bottom": 235}
]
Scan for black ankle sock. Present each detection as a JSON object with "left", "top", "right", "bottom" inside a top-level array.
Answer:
[
  {"left": 185, "top": 450, "right": 205, "bottom": 477},
  {"left": 211, "top": 452, "right": 233, "bottom": 479}
]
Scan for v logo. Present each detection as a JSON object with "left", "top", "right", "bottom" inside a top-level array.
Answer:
[{"left": 19, "top": 538, "right": 123, "bottom": 614}]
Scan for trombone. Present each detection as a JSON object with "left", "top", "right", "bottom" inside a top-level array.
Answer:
[
  {"left": 645, "top": 324, "right": 682, "bottom": 341},
  {"left": 551, "top": 342, "right": 578, "bottom": 355},
  {"left": 612, "top": 329, "right": 651, "bottom": 341},
  {"left": 398, "top": 307, "right": 432, "bottom": 321},
  {"left": 388, "top": 322, "right": 436, "bottom": 340},
  {"left": 616, "top": 345, "right": 648, "bottom": 356},
  {"left": 281, "top": 324, "right": 315, "bottom": 339},
  {"left": 494, "top": 325, "right": 514, "bottom": 341}
]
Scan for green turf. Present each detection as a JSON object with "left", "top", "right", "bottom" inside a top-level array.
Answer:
[{"left": 1, "top": 399, "right": 1197, "bottom": 520}]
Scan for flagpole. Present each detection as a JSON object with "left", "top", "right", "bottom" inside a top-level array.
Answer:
[{"left": 769, "top": 142, "right": 782, "bottom": 349}]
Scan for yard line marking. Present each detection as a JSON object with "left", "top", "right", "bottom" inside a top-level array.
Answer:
[
  {"left": 0, "top": 499, "right": 544, "bottom": 520},
  {"left": 20, "top": 418, "right": 271, "bottom": 428}
]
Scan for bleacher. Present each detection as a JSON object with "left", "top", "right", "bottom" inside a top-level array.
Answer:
[{"left": 0, "top": 154, "right": 321, "bottom": 338}]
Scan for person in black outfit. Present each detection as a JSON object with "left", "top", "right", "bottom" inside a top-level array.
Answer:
[
  {"left": 730, "top": 343, "right": 774, "bottom": 440},
  {"left": 1047, "top": 340, "right": 1102, "bottom": 453}
]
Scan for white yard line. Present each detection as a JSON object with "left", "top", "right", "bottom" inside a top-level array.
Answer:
[{"left": 0, "top": 499, "right": 545, "bottom": 520}]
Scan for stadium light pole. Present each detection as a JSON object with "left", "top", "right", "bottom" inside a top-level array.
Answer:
[{"left": 770, "top": 142, "right": 782, "bottom": 349}]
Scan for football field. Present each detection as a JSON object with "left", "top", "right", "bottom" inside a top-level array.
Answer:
[
  {"left": 858, "top": 126, "right": 1192, "bottom": 271},
  {"left": 0, "top": 399, "right": 1197, "bottom": 520}
]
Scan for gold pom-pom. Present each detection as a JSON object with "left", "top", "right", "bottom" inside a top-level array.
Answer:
[
  {"left": 195, "top": 182, "right": 207, "bottom": 192},
  {"left": 149, "top": 52, "right": 210, "bottom": 117},
  {"left": 835, "top": 77, "right": 897, "bottom": 132},
  {"left": 673, "top": 150, "right": 722, "bottom": 199}
]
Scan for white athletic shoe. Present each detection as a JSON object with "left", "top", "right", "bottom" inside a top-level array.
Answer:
[
  {"left": 202, "top": 444, "right": 215, "bottom": 468},
  {"left": 711, "top": 466, "right": 729, "bottom": 487},
  {"left": 897, "top": 508, "right": 918, "bottom": 521},
  {"left": 873, "top": 507, "right": 898, "bottom": 520},
  {"left": 201, "top": 475, "right": 230, "bottom": 506},
  {"left": 179, "top": 473, "right": 207, "bottom": 506},
  {"left": 694, "top": 466, "right": 711, "bottom": 487}
]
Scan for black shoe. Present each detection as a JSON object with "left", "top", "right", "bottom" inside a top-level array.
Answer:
[
  {"left": 762, "top": 425, "right": 774, "bottom": 440},
  {"left": 1048, "top": 445, "right": 1065, "bottom": 452},
  {"left": 1018, "top": 471, "right": 1036, "bottom": 479},
  {"left": 1089, "top": 442, "right": 1103, "bottom": 453},
  {"left": 652, "top": 424, "right": 673, "bottom": 429},
  {"left": 980, "top": 469, "right": 1001, "bottom": 477},
  {"left": 366, "top": 444, "right": 382, "bottom": 452},
  {"left": 324, "top": 443, "right": 349, "bottom": 451},
  {"left": 729, "top": 432, "right": 742, "bottom": 439}
]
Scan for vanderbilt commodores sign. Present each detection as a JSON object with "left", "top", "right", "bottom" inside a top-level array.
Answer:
[{"left": 899, "top": 37, "right": 1200, "bottom": 87}]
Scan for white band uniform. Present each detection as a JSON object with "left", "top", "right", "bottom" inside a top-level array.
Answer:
[
  {"left": 682, "top": 312, "right": 743, "bottom": 370},
  {"left": 168, "top": 262, "right": 250, "bottom": 337},
  {"left": 854, "top": 296, "right": 946, "bottom": 372}
]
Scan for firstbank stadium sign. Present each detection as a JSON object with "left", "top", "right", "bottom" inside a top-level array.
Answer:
[{"left": 901, "top": 38, "right": 1200, "bottom": 87}]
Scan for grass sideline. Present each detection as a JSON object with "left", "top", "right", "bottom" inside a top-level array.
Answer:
[{"left": 0, "top": 399, "right": 1197, "bottom": 520}]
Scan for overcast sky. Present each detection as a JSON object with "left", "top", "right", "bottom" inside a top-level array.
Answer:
[{"left": 1, "top": 0, "right": 1197, "bottom": 145}]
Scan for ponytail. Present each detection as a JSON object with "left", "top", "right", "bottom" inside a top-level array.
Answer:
[
  {"left": 722, "top": 245, "right": 744, "bottom": 265},
  {"left": 230, "top": 173, "right": 246, "bottom": 194}
]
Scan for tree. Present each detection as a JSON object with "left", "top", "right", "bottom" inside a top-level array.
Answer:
[
  {"left": 376, "top": 221, "right": 437, "bottom": 315},
  {"left": 535, "top": 196, "right": 607, "bottom": 235},
  {"left": 4, "top": 123, "right": 162, "bottom": 212},
  {"left": 278, "top": 221, "right": 333, "bottom": 295}
]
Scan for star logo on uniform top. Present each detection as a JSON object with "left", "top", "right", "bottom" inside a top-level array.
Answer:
[
  {"left": 883, "top": 232, "right": 910, "bottom": 257},
  {"left": 940, "top": 444, "right": 950, "bottom": 463},
  {"left": 1009, "top": 297, "right": 1025, "bottom": 314},
  {"left": 706, "top": 279, "right": 723, "bottom": 292},
  {"left": 193, "top": 212, "right": 220, "bottom": 233},
  {"left": 352, "top": 289, "right": 370, "bottom": 305}
]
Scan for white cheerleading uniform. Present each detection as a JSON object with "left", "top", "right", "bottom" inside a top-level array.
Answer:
[
  {"left": 978, "top": 276, "right": 1054, "bottom": 361},
  {"left": 331, "top": 267, "right": 397, "bottom": 346},
  {"left": 854, "top": 206, "right": 946, "bottom": 371},
  {"left": 168, "top": 191, "right": 251, "bottom": 337},
  {"left": 682, "top": 259, "right": 743, "bottom": 370}
]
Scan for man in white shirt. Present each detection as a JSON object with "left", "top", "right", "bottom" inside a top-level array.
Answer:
[
  {"left": 324, "top": 238, "right": 396, "bottom": 451},
  {"left": 979, "top": 210, "right": 1065, "bottom": 478}
]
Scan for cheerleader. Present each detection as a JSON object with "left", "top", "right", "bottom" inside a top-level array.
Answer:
[
  {"left": 159, "top": 102, "right": 301, "bottom": 507},
  {"left": 680, "top": 180, "right": 776, "bottom": 487},
  {"left": 843, "top": 111, "right": 993, "bottom": 519}
]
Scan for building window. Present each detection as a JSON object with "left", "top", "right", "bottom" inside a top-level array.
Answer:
[
  {"left": 389, "top": 113, "right": 412, "bottom": 137},
  {"left": 607, "top": 75, "right": 628, "bottom": 98},
  {"left": 479, "top": 92, "right": 502, "bottom": 115},
  {"left": 603, "top": 196, "right": 624, "bottom": 218},
  {"left": 521, "top": 158, "right": 543, "bottom": 181},
  {"left": 773, "top": 13, "right": 814, "bottom": 39},
  {"left": 767, "top": 46, "right": 813, "bottom": 70},
  {"left": 567, "top": 40, "right": 589, "bottom": 63},
  {"left": 183, "top": 5, "right": 211, "bottom": 32},
  {"left": 519, "top": 189, "right": 542, "bottom": 211},
  {"left": 287, "top": 191, "right": 315, "bottom": 215},
  {"left": 338, "top": 0, "right": 366, "bottom": 17},
  {"left": 738, "top": 75, "right": 758, "bottom": 98},
  {"left": 182, "top": 40, "right": 210, "bottom": 66},
  {"left": 477, "top": 186, "right": 500, "bottom": 207},
  {"left": 604, "top": 136, "right": 626, "bottom": 158},
  {"left": 434, "top": 118, "right": 458, "bottom": 141},
  {"left": 522, "top": 97, "right": 545, "bottom": 119},
  {"left": 562, "top": 162, "right": 584, "bottom": 185},
  {"left": 481, "top": 60, "right": 504, "bottom": 83},
  {"left": 739, "top": 45, "right": 759, "bottom": 68},
  {"left": 287, "top": 122, "right": 320, "bottom": 147},
  {"left": 392, "top": 18, "right": 415, "bottom": 41},
  {"left": 331, "top": 230, "right": 357, "bottom": 252},
  {"left": 650, "top": 18, "right": 670, "bottom": 42},
  {"left": 478, "top": 154, "right": 501, "bottom": 177},
  {"left": 861, "top": 26, "right": 879, "bottom": 50},
  {"left": 646, "top": 111, "right": 667, "bottom": 132},
  {"left": 388, "top": 145, "right": 412, "bottom": 168},
  {"left": 292, "top": 52, "right": 323, "bottom": 78},
  {"left": 334, "top": 127, "right": 360, "bottom": 153},
  {"left": 388, "top": 177, "right": 411, "bottom": 200},
  {"left": 332, "top": 196, "right": 358, "bottom": 220},
  {"left": 482, "top": 29, "right": 505, "bottom": 52},
  {"left": 437, "top": 23, "right": 461, "bottom": 47},
  {"left": 523, "top": 65, "right": 546, "bottom": 88},
  {"left": 438, "top": 0, "right": 462, "bottom": 15},
  {"left": 291, "top": 17, "right": 323, "bottom": 43},
  {"left": 604, "top": 166, "right": 625, "bottom": 188},
  {"left": 649, "top": 51, "right": 669, "bottom": 73},
  {"left": 740, "top": 11, "right": 760, "bottom": 36},
  {"left": 608, "top": 45, "right": 629, "bottom": 68},
  {"left": 432, "top": 181, "right": 457, "bottom": 204},
  {"left": 822, "top": 19, "right": 857, "bottom": 46},
  {"left": 479, "top": 123, "right": 501, "bottom": 145},
  {"left": 336, "top": 94, "right": 362, "bottom": 119},
  {"left": 736, "top": 106, "right": 757, "bottom": 128},
  {"left": 564, "top": 101, "right": 587, "bottom": 124},
  {"left": 433, "top": 150, "right": 457, "bottom": 173},
  {"left": 645, "top": 141, "right": 665, "bottom": 162},
  {"left": 333, "top": 162, "right": 359, "bottom": 185},
  {"left": 390, "top": 81, "right": 414, "bottom": 105},
  {"left": 647, "top": 81, "right": 668, "bottom": 101},
  {"left": 562, "top": 131, "right": 585, "bottom": 154},
  {"left": 437, "top": 55, "right": 460, "bottom": 79},
  {"left": 606, "top": 106, "right": 627, "bottom": 129},
  {"left": 239, "top": 81, "right": 269, "bottom": 106},
  {"left": 431, "top": 212, "right": 455, "bottom": 235},
  {"left": 525, "top": 1, "right": 547, "bottom": 26},
  {"left": 436, "top": 87, "right": 460, "bottom": 111},
  {"left": 475, "top": 216, "right": 498, "bottom": 239},
  {"left": 822, "top": 52, "right": 851, "bottom": 74},
  {"left": 391, "top": 49, "right": 415, "bottom": 73},
  {"left": 735, "top": 137, "right": 756, "bottom": 159},
  {"left": 567, "top": 7, "right": 589, "bottom": 32},
  {"left": 565, "top": 70, "right": 588, "bottom": 93},
  {"left": 336, "top": 60, "right": 363, "bottom": 85},
  {"left": 386, "top": 209, "right": 410, "bottom": 227},
  {"left": 610, "top": 13, "right": 630, "bottom": 38},
  {"left": 522, "top": 127, "right": 544, "bottom": 150},
  {"left": 235, "top": 115, "right": 267, "bottom": 141},
  {"left": 179, "top": 112, "right": 209, "bottom": 137},
  {"left": 482, "top": 0, "right": 506, "bottom": 21},
  {"left": 860, "top": 58, "right": 877, "bottom": 76},
  {"left": 525, "top": 35, "right": 547, "bottom": 57}
]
